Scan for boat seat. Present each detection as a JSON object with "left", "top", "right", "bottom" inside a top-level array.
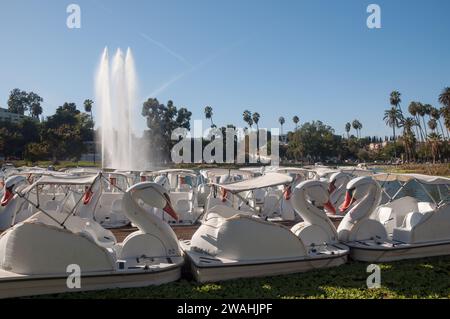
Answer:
[
  {"left": 111, "top": 199, "right": 123, "bottom": 213},
  {"left": 44, "top": 200, "right": 60, "bottom": 212},
  {"left": 175, "top": 199, "right": 190, "bottom": 213},
  {"left": 262, "top": 194, "right": 281, "bottom": 216},
  {"left": 377, "top": 207, "right": 395, "bottom": 234},
  {"left": 402, "top": 212, "right": 423, "bottom": 229},
  {"left": 418, "top": 202, "right": 435, "bottom": 213}
]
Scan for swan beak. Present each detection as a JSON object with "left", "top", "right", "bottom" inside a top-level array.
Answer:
[
  {"left": 163, "top": 196, "right": 179, "bottom": 221},
  {"left": 339, "top": 189, "right": 356, "bottom": 212},
  {"left": 324, "top": 200, "right": 336, "bottom": 214},
  {"left": 1, "top": 187, "right": 14, "bottom": 207}
]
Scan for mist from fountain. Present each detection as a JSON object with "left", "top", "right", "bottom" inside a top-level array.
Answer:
[{"left": 95, "top": 47, "right": 148, "bottom": 171}]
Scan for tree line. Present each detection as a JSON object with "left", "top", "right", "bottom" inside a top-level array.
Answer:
[{"left": 1, "top": 86, "right": 449, "bottom": 165}]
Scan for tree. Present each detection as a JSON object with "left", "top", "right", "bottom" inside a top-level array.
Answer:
[
  {"left": 352, "top": 119, "right": 362, "bottom": 138},
  {"left": 390, "top": 90, "right": 404, "bottom": 115},
  {"left": 400, "top": 117, "right": 417, "bottom": 162},
  {"left": 28, "top": 93, "right": 43, "bottom": 119},
  {"left": 408, "top": 101, "right": 424, "bottom": 142},
  {"left": 384, "top": 107, "right": 402, "bottom": 159},
  {"left": 252, "top": 112, "right": 260, "bottom": 131},
  {"left": 427, "top": 132, "right": 442, "bottom": 164},
  {"left": 438, "top": 87, "right": 450, "bottom": 136},
  {"left": 83, "top": 99, "right": 95, "bottom": 163},
  {"left": 428, "top": 118, "right": 437, "bottom": 133},
  {"left": 7, "top": 89, "right": 29, "bottom": 115},
  {"left": 287, "top": 121, "right": 340, "bottom": 163},
  {"left": 141, "top": 98, "right": 192, "bottom": 162},
  {"left": 345, "top": 122, "right": 351, "bottom": 139},
  {"left": 41, "top": 102, "right": 85, "bottom": 163},
  {"left": 416, "top": 102, "right": 429, "bottom": 138},
  {"left": 7, "top": 89, "right": 43, "bottom": 117},
  {"left": 204, "top": 106, "right": 215, "bottom": 128},
  {"left": 278, "top": 116, "right": 285, "bottom": 136},
  {"left": 293, "top": 116, "right": 300, "bottom": 130},
  {"left": 242, "top": 110, "right": 252, "bottom": 129}
]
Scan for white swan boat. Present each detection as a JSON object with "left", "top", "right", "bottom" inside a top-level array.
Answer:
[
  {"left": 181, "top": 176, "right": 348, "bottom": 282},
  {"left": 337, "top": 173, "right": 450, "bottom": 262},
  {"left": 140, "top": 169, "right": 203, "bottom": 225},
  {"left": 0, "top": 174, "right": 183, "bottom": 298}
]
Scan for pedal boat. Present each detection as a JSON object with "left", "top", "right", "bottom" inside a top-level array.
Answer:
[
  {"left": 181, "top": 177, "right": 348, "bottom": 282},
  {"left": 0, "top": 174, "right": 183, "bottom": 298},
  {"left": 337, "top": 174, "right": 450, "bottom": 262}
]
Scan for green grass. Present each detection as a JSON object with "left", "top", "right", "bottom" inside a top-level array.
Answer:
[
  {"left": 36, "top": 256, "right": 450, "bottom": 299},
  {"left": 2, "top": 160, "right": 100, "bottom": 170}
]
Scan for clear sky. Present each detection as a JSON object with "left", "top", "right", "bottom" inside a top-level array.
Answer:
[{"left": 0, "top": 0, "right": 449, "bottom": 137}]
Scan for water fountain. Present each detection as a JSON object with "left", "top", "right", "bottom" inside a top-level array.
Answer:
[{"left": 95, "top": 47, "right": 145, "bottom": 170}]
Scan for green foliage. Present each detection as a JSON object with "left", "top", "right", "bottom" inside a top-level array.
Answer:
[
  {"left": 287, "top": 121, "right": 341, "bottom": 162},
  {"left": 38, "top": 256, "right": 450, "bottom": 299},
  {"left": 7, "top": 88, "right": 43, "bottom": 117},
  {"left": 142, "top": 98, "right": 192, "bottom": 162}
]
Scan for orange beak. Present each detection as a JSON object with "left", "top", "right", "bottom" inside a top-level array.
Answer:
[
  {"left": 163, "top": 195, "right": 179, "bottom": 221},
  {"left": 339, "top": 189, "right": 356, "bottom": 212},
  {"left": 324, "top": 200, "right": 336, "bottom": 214},
  {"left": 1, "top": 188, "right": 14, "bottom": 207}
]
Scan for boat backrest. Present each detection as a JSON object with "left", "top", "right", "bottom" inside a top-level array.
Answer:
[{"left": 417, "top": 202, "right": 435, "bottom": 213}]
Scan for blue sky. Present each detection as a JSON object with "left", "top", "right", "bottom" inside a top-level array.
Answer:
[{"left": 0, "top": 0, "right": 449, "bottom": 137}]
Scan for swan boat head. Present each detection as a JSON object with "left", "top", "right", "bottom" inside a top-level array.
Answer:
[{"left": 1, "top": 175, "right": 27, "bottom": 207}]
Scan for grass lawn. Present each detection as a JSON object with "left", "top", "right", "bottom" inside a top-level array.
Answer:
[{"left": 37, "top": 256, "right": 450, "bottom": 299}]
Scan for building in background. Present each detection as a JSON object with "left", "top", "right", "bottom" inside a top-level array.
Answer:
[{"left": 0, "top": 107, "right": 33, "bottom": 123}]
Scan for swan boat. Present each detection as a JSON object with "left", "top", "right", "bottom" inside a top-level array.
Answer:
[
  {"left": 337, "top": 173, "right": 450, "bottom": 262},
  {"left": 181, "top": 176, "right": 348, "bottom": 282},
  {"left": 140, "top": 169, "right": 203, "bottom": 225},
  {"left": 0, "top": 173, "right": 183, "bottom": 298}
]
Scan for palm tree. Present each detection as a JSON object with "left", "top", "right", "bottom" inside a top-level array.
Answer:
[
  {"left": 83, "top": 99, "right": 95, "bottom": 163},
  {"left": 352, "top": 120, "right": 362, "bottom": 138},
  {"left": 390, "top": 91, "right": 404, "bottom": 115},
  {"left": 438, "top": 87, "right": 450, "bottom": 108},
  {"left": 417, "top": 102, "right": 429, "bottom": 138},
  {"left": 408, "top": 101, "right": 424, "bottom": 142},
  {"left": 278, "top": 116, "right": 285, "bottom": 137},
  {"left": 204, "top": 106, "right": 214, "bottom": 128},
  {"left": 384, "top": 107, "right": 402, "bottom": 159},
  {"left": 428, "top": 118, "right": 437, "bottom": 133},
  {"left": 440, "top": 106, "right": 450, "bottom": 137},
  {"left": 242, "top": 110, "right": 252, "bottom": 129},
  {"left": 252, "top": 112, "right": 260, "bottom": 131},
  {"left": 438, "top": 87, "right": 450, "bottom": 136},
  {"left": 427, "top": 132, "right": 442, "bottom": 164},
  {"left": 429, "top": 106, "right": 446, "bottom": 138},
  {"left": 401, "top": 117, "right": 417, "bottom": 162},
  {"left": 293, "top": 116, "right": 299, "bottom": 130},
  {"left": 345, "top": 122, "right": 351, "bottom": 139}
]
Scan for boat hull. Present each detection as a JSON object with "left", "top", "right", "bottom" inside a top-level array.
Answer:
[
  {"left": 181, "top": 241, "right": 348, "bottom": 283},
  {"left": 0, "top": 262, "right": 182, "bottom": 299},
  {"left": 347, "top": 240, "right": 450, "bottom": 262}
]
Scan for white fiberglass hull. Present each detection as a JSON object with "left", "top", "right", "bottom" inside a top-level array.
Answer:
[
  {"left": 0, "top": 258, "right": 183, "bottom": 299},
  {"left": 180, "top": 241, "right": 348, "bottom": 283},
  {"left": 347, "top": 239, "right": 450, "bottom": 262}
]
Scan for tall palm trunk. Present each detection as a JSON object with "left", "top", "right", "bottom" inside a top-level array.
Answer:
[
  {"left": 437, "top": 119, "right": 448, "bottom": 139},
  {"left": 90, "top": 110, "right": 96, "bottom": 164},
  {"left": 392, "top": 126, "right": 397, "bottom": 159},
  {"left": 414, "top": 115, "right": 424, "bottom": 142},
  {"left": 422, "top": 116, "right": 428, "bottom": 137}
]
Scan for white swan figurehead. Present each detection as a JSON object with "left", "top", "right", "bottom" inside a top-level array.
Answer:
[
  {"left": 328, "top": 172, "right": 352, "bottom": 212},
  {"left": 291, "top": 180, "right": 338, "bottom": 244},
  {"left": 122, "top": 182, "right": 181, "bottom": 256},
  {"left": 1, "top": 175, "right": 27, "bottom": 207},
  {"left": 337, "top": 176, "right": 384, "bottom": 241}
]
